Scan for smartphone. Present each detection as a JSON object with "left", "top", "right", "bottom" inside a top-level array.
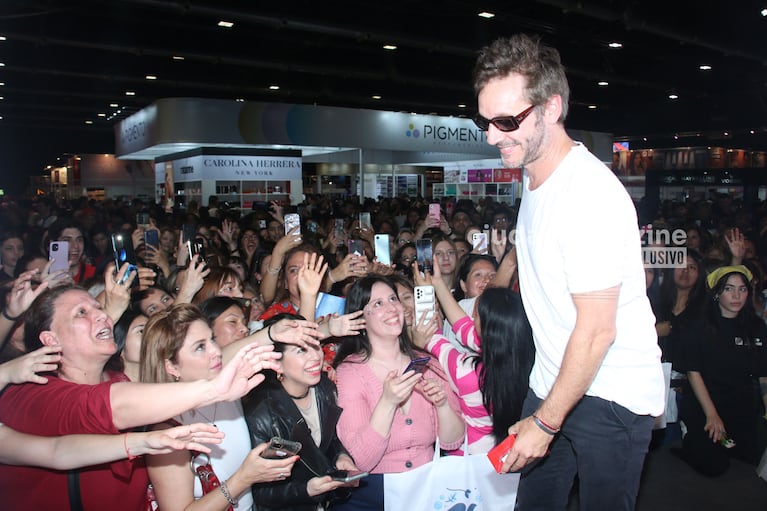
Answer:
[
  {"left": 404, "top": 356, "right": 431, "bottom": 374},
  {"left": 187, "top": 239, "right": 206, "bottom": 263},
  {"left": 111, "top": 234, "right": 138, "bottom": 286},
  {"left": 260, "top": 437, "right": 302, "bottom": 459},
  {"left": 48, "top": 241, "right": 70, "bottom": 273},
  {"left": 329, "top": 469, "right": 369, "bottom": 483},
  {"left": 374, "top": 234, "right": 391, "bottom": 265},
  {"left": 284, "top": 213, "right": 301, "bottom": 235},
  {"left": 348, "top": 239, "right": 364, "bottom": 257},
  {"left": 359, "top": 212, "right": 372, "bottom": 231},
  {"left": 334, "top": 218, "right": 346, "bottom": 245},
  {"left": 487, "top": 433, "right": 517, "bottom": 473},
  {"left": 472, "top": 232, "right": 488, "bottom": 253},
  {"left": 416, "top": 239, "right": 433, "bottom": 273},
  {"left": 414, "top": 285, "right": 435, "bottom": 322},
  {"left": 182, "top": 223, "right": 197, "bottom": 244},
  {"left": 428, "top": 203, "right": 441, "bottom": 224},
  {"left": 136, "top": 212, "right": 149, "bottom": 228},
  {"left": 258, "top": 219, "right": 267, "bottom": 229},
  {"left": 144, "top": 229, "right": 160, "bottom": 249}
]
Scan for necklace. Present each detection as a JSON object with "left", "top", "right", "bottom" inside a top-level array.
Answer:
[
  {"left": 195, "top": 403, "right": 218, "bottom": 426},
  {"left": 286, "top": 387, "right": 311, "bottom": 400}
]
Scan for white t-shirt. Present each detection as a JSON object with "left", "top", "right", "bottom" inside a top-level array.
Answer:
[
  {"left": 516, "top": 143, "right": 665, "bottom": 416},
  {"left": 177, "top": 400, "right": 255, "bottom": 510}
]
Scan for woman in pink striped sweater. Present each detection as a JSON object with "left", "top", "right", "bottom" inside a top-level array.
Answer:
[
  {"left": 333, "top": 275, "right": 465, "bottom": 510},
  {"left": 414, "top": 261, "right": 535, "bottom": 454}
]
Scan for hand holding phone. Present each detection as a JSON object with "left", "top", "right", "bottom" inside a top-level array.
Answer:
[
  {"left": 414, "top": 285, "right": 435, "bottom": 323},
  {"left": 48, "top": 241, "right": 70, "bottom": 273},
  {"left": 284, "top": 213, "right": 301, "bottom": 236},
  {"left": 416, "top": 239, "right": 433, "bottom": 274},
  {"left": 404, "top": 356, "right": 431, "bottom": 375},
  {"left": 374, "top": 234, "right": 391, "bottom": 265},
  {"left": 487, "top": 433, "right": 517, "bottom": 473},
  {"left": 328, "top": 469, "right": 369, "bottom": 483},
  {"left": 260, "top": 437, "right": 302, "bottom": 459}
]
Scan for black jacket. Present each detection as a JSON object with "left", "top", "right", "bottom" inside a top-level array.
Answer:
[{"left": 243, "top": 374, "right": 350, "bottom": 511}]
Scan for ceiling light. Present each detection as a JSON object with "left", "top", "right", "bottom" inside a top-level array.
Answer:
[
  {"left": 478, "top": 11, "right": 495, "bottom": 19},
  {"left": 0, "top": 82, "right": 4, "bottom": 86},
  {"left": 0, "top": 63, "right": 5, "bottom": 67},
  {"left": 643, "top": 137, "right": 648, "bottom": 141},
  {"left": 125, "top": 91, "right": 136, "bottom": 96},
  {"left": 761, "top": 8, "right": 767, "bottom": 16},
  {"left": 668, "top": 93, "right": 679, "bottom": 100},
  {"left": 145, "top": 75, "right": 157, "bottom": 80},
  {"left": 0, "top": 116, "right": 3, "bottom": 120},
  {"left": 383, "top": 44, "right": 397, "bottom": 50},
  {"left": 0, "top": 36, "right": 6, "bottom": 41},
  {"left": 588, "top": 105, "right": 597, "bottom": 109},
  {"left": 751, "top": 130, "right": 756, "bottom": 134},
  {"left": 0, "top": 96, "right": 3, "bottom": 100},
  {"left": 674, "top": 135, "right": 679, "bottom": 139},
  {"left": 85, "top": 120, "right": 93, "bottom": 125},
  {"left": 235, "top": 98, "right": 245, "bottom": 102},
  {"left": 608, "top": 42, "right": 623, "bottom": 49},
  {"left": 597, "top": 81, "right": 609, "bottom": 86},
  {"left": 109, "top": 103, "right": 119, "bottom": 108},
  {"left": 268, "top": 85, "right": 280, "bottom": 90},
  {"left": 372, "top": 95, "right": 382, "bottom": 100},
  {"left": 724, "top": 131, "right": 729, "bottom": 136},
  {"left": 457, "top": 104, "right": 467, "bottom": 108},
  {"left": 218, "top": 20, "right": 234, "bottom": 28},
  {"left": 172, "top": 55, "right": 185, "bottom": 61},
  {"left": 699, "top": 65, "right": 712, "bottom": 70},
  {"left": 97, "top": 113, "right": 106, "bottom": 117}
]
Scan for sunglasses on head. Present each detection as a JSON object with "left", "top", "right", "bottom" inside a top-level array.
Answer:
[{"left": 473, "top": 104, "right": 536, "bottom": 132}]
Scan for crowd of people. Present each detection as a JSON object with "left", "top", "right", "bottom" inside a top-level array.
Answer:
[{"left": 0, "top": 33, "right": 765, "bottom": 511}]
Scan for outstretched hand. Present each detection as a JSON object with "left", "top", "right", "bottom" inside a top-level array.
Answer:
[
  {"left": 0, "top": 345, "right": 62, "bottom": 387},
  {"left": 297, "top": 252, "right": 328, "bottom": 297},
  {"left": 212, "top": 343, "right": 282, "bottom": 401}
]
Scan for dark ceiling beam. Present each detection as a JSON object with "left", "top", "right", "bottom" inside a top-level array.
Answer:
[{"left": 535, "top": 0, "right": 767, "bottom": 65}]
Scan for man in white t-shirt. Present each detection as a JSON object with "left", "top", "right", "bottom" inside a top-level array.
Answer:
[{"left": 473, "top": 34, "right": 665, "bottom": 511}]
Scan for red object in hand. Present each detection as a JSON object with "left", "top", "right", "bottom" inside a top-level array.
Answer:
[{"left": 487, "top": 433, "right": 517, "bottom": 473}]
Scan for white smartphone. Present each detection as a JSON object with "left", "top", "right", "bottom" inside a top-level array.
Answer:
[
  {"left": 472, "top": 232, "right": 488, "bottom": 253},
  {"left": 48, "top": 241, "right": 70, "bottom": 273},
  {"left": 414, "top": 285, "right": 435, "bottom": 322},
  {"left": 284, "top": 213, "right": 301, "bottom": 235},
  {"left": 374, "top": 234, "right": 391, "bottom": 265}
]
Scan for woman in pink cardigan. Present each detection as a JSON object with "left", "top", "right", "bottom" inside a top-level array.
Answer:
[{"left": 332, "top": 275, "right": 465, "bottom": 510}]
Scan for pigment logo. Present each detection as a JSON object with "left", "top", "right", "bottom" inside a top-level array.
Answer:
[
  {"left": 641, "top": 224, "right": 687, "bottom": 268},
  {"left": 405, "top": 123, "right": 421, "bottom": 138}
]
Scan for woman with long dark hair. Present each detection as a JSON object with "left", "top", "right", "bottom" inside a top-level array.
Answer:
[
  {"left": 413, "top": 265, "right": 534, "bottom": 453},
  {"left": 674, "top": 265, "right": 767, "bottom": 476}
]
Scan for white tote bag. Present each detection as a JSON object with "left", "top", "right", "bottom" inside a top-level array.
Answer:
[{"left": 383, "top": 440, "right": 518, "bottom": 511}]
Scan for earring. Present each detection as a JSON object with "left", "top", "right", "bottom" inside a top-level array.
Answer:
[
  {"left": 277, "top": 373, "right": 284, "bottom": 382},
  {"left": 174, "top": 375, "right": 180, "bottom": 382}
]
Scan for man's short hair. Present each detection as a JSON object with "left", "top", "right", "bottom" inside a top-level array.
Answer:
[{"left": 473, "top": 33, "right": 570, "bottom": 122}]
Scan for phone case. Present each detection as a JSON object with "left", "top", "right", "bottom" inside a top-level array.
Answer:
[
  {"left": 260, "top": 437, "right": 302, "bottom": 459},
  {"left": 144, "top": 230, "right": 159, "bottom": 248},
  {"left": 414, "top": 285, "right": 435, "bottom": 322},
  {"left": 334, "top": 218, "right": 346, "bottom": 245},
  {"left": 284, "top": 213, "right": 301, "bottom": 235},
  {"left": 487, "top": 433, "right": 517, "bottom": 473},
  {"left": 374, "top": 234, "right": 391, "bottom": 265},
  {"left": 404, "top": 356, "right": 431, "bottom": 374},
  {"left": 429, "top": 203, "right": 441, "bottom": 223},
  {"left": 348, "top": 239, "right": 364, "bottom": 256},
  {"left": 472, "top": 232, "right": 488, "bottom": 252},
  {"left": 48, "top": 241, "right": 70, "bottom": 273}
]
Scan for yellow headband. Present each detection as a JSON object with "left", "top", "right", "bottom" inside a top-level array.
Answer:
[{"left": 706, "top": 265, "right": 753, "bottom": 289}]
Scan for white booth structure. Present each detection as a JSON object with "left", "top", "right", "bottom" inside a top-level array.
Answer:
[{"left": 115, "top": 98, "right": 613, "bottom": 206}]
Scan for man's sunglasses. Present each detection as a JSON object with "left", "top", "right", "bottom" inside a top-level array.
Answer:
[{"left": 473, "top": 104, "right": 536, "bottom": 132}]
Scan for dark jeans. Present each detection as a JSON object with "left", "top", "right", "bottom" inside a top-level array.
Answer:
[
  {"left": 331, "top": 473, "right": 383, "bottom": 511},
  {"left": 517, "top": 389, "right": 654, "bottom": 511}
]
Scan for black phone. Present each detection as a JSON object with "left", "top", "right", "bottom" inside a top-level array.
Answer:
[
  {"left": 111, "top": 233, "right": 138, "bottom": 286},
  {"left": 182, "top": 223, "right": 197, "bottom": 244},
  {"left": 404, "top": 356, "right": 431, "bottom": 374},
  {"left": 144, "top": 229, "right": 160, "bottom": 249},
  {"left": 348, "top": 239, "right": 364, "bottom": 257},
  {"left": 187, "top": 239, "right": 206, "bottom": 263},
  {"left": 260, "top": 437, "right": 302, "bottom": 459},
  {"left": 416, "top": 239, "right": 433, "bottom": 274}
]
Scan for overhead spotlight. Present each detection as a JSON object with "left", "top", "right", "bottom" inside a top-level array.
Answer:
[
  {"left": 597, "top": 81, "right": 609, "bottom": 86},
  {"left": 372, "top": 95, "right": 382, "bottom": 100},
  {"left": 109, "top": 103, "right": 119, "bottom": 108},
  {"left": 217, "top": 20, "right": 234, "bottom": 28},
  {"left": 235, "top": 98, "right": 245, "bottom": 102},
  {"left": 0, "top": 82, "right": 4, "bottom": 86},
  {"left": 478, "top": 11, "right": 495, "bottom": 19},
  {"left": 172, "top": 55, "right": 185, "bottom": 61},
  {"left": 608, "top": 42, "right": 623, "bottom": 49},
  {"left": 145, "top": 75, "right": 157, "bottom": 80},
  {"left": 125, "top": 91, "right": 136, "bottom": 96},
  {"left": 668, "top": 93, "right": 679, "bottom": 100},
  {"left": 85, "top": 120, "right": 93, "bottom": 125},
  {"left": 382, "top": 44, "right": 397, "bottom": 50},
  {"left": 268, "top": 85, "right": 280, "bottom": 90},
  {"left": 643, "top": 137, "right": 648, "bottom": 141},
  {"left": 97, "top": 113, "right": 106, "bottom": 117},
  {"left": 724, "top": 131, "right": 729, "bottom": 136},
  {"left": 699, "top": 65, "right": 712, "bottom": 70},
  {"left": 587, "top": 105, "right": 597, "bottom": 109},
  {"left": 761, "top": 8, "right": 767, "bottom": 16},
  {"left": 0, "top": 36, "right": 6, "bottom": 41},
  {"left": 457, "top": 104, "right": 467, "bottom": 108},
  {"left": 674, "top": 134, "right": 679, "bottom": 139},
  {"left": 0, "top": 63, "right": 5, "bottom": 67},
  {"left": 751, "top": 130, "right": 756, "bottom": 134}
]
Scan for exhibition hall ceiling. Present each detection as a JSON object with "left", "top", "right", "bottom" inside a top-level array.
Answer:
[{"left": 1, "top": 0, "right": 766, "bottom": 153}]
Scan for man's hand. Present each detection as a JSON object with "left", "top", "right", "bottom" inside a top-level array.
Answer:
[{"left": 499, "top": 416, "right": 554, "bottom": 473}]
